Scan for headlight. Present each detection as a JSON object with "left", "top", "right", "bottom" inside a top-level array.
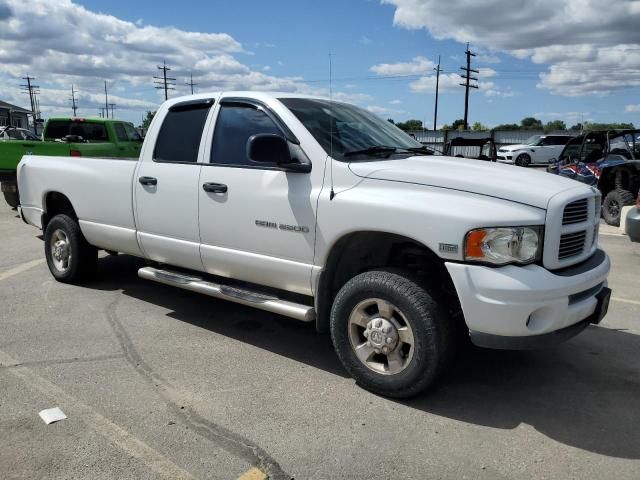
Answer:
[{"left": 464, "top": 226, "right": 542, "bottom": 265}]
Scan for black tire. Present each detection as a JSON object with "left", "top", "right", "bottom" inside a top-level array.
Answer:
[
  {"left": 602, "top": 189, "right": 635, "bottom": 226},
  {"left": 330, "top": 270, "right": 454, "bottom": 398},
  {"left": 3, "top": 191, "right": 19, "bottom": 208},
  {"left": 515, "top": 153, "right": 531, "bottom": 167},
  {"left": 44, "top": 214, "right": 97, "bottom": 283}
]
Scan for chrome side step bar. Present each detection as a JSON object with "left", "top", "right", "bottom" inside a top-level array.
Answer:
[{"left": 138, "top": 267, "right": 315, "bottom": 322}]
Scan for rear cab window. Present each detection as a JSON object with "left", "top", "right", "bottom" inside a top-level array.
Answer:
[
  {"left": 44, "top": 120, "right": 108, "bottom": 142},
  {"left": 153, "top": 100, "right": 214, "bottom": 163}
]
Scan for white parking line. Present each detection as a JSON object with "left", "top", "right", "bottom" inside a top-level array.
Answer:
[
  {"left": 0, "top": 258, "right": 45, "bottom": 282},
  {"left": 612, "top": 297, "right": 640, "bottom": 306},
  {"left": 0, "top": 350, "right": 196, "bottom": 480}
]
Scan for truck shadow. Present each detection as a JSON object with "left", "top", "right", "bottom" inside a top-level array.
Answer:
[{"left": 90, "top": 254, "right": 640, "bottom": 460}]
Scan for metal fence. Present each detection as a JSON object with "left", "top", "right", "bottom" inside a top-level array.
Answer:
[{"left": 409, "top": 130, "right": 582, "bottom": 155}]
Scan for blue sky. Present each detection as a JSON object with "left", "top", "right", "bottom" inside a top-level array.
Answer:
[{"left": 1, "top": 0, "right": 639, "bottom": 127}]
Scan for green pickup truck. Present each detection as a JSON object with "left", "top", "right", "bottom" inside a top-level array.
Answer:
[{"left": 0, "top": 117, "right": 142, "bottom": 207}]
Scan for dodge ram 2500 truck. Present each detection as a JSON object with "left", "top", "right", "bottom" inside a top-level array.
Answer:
[
  {"left": 17, "top": 92, "right": 611, "bottom": 398},
  {"left": 1, "top": 117, "right": 142, "bottom": 208}
]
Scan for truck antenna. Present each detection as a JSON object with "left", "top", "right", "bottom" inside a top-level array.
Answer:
[{"left": 329, "top": 53, "right": 335, "bottom": 201}]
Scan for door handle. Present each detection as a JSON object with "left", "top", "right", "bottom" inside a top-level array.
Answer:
[
  {"left": 139, "top": 176, "right": 158, "bottom": 186},
  {"left": 202, "top": 182, "right": 228, "bottom": 193}
]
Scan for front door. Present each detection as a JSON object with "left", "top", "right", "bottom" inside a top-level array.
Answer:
[
  {"left": 198, "top": 99, "right": 318, "bottom": 296},
  {"left": 134, "top": 99, "right": 214, "bottom": 271}
]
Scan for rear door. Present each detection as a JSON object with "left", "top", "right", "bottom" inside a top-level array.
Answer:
[{"left": 134, "top": 98, "right": 215, "bottom": 271}]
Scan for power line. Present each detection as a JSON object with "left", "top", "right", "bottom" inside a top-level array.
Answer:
[
  {"left": 185, "top": 73, "right": 198, "bottom": 95},
  {"left": 459, "top": 43, "right": 479, "bottom": 129},
  {"left": 154, "top": 60, "right": 176, "bottom": 101},
  {"left": 104, "top": 80, "right": 109, "bottom": 119},
  {"left": 20, "top": 74, "right": 40, "bottom": 133},
  {"left": 433, "top": 55, "right": 441, "bottom": 131},
  {"left": 70, "top": 84, "right": 78, "bottom": 116}
]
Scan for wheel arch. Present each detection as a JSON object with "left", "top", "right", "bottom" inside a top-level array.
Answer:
[
  {"left": 314, "top": 230, "right": 459, "bottom": 333},
  {"left": 41, "top": 191, "right": 77, "bottom": 231}
]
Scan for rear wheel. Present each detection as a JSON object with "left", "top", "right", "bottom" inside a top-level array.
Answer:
[
  {"left": 3, "top": 191, "right": 19, "bottom": 208},
  {"left": 330, "top": 270, "right": 454, "bottom": 398},
  {"left": 44, "top": 214, "right": 97, "bottom": 283},
  {"left": 515, "top": 153, "right": 531, "bottom": 167},
  {"left": 602, "top": 189, "right": 635, "bottom": 226}
]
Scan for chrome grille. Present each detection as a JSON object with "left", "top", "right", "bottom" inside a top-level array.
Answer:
[
  {"left": 562, "top": 199, "right": 589, "bottom": 225},
  {"left": 559, "top": 231, "right": 587, "bottom": 260}
]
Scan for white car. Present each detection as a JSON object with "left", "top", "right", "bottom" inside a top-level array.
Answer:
[
  {"left": 16, "top": 92, "right": 610, "bottom": 398},
  {"left": 0, "top": 126, "right": 40, "bottom": 141},
  {"left": 497, "top": 134, "right": 573, "bottom": 166}
]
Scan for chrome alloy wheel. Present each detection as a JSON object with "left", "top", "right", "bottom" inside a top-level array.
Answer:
[
  {"left": 348, "top": 298, "right": 415, "bottom": 375},
  {"left": 50, "top": 229, "right": 72, "bottom": 273}
]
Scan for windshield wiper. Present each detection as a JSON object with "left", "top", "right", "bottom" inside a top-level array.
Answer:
[
  {"left": 343, "top": 145, "right": 399, "bottom": 157},
  {"left": 404, "top": 146, "right": 435, "bottom": 155}
]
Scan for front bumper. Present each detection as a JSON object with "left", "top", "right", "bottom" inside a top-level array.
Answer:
[
  {"left": 445, "top": 249, "right": 610, "bottom": 347},
  {"left": 496, "top": 154, "right": 514, "bottom": 164},
  {"left": 625, "top": 207, "right": 640, "bottom": 242}
]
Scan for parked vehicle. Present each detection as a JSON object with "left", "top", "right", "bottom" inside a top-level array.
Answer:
[
  {"left": 548, "top": 130, "right": 640, "bottom": 226},
  {"left": 445, "top": 137, "right": 496, "bottom": 161},
  {"left": 497, "top": 134, "right": 574, "bottom": 166},
  {"left": 17, "top": 92, "right": 611, "bottom": 398},
  {"left": 0, "top": 126, "right": 40, "bottom": 141},
  {"left": 625, "top": 192, "right": 640, "bottom": 242},
  {"left": 0, "top": 117, "right": 142, "bottom": 208}
]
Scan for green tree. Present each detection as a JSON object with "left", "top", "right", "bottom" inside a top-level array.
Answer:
[
  {"left": 583, "top": 121, "right": 635, "bottom": 130},
  {"left": 493, "top": 123, "right": 521, "bottom": 131},
  {"left": 471, "top": 121, "right": 488, "bottom": 131},
  {"left": 396, "top": 119, "right": 423, "bottom": 131},
  {"left": 544, "top": 120, "right": 566, "bottom": 131},
  {"left": 449, "top": 119, "right": 466, "bottom": 130},
  {"left": 387, "top": 118, "right": 395, "bottom": 124},
  {"left": 141, "top": 110, "right": 156, "bottom": 130},
  {"left": 569, "top": 123, "right": 583, "bottom": 131},
  {"left": 520, "top": 117, "right": 543, "bottom": 130}
]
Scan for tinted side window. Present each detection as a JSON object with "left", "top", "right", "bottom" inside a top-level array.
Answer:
[
  {"left": 154, "top": 106, "right": 211, "bottom": 163},
  {"left": 45, "top": 121, "right": 70, "bottom": 139},
  {"left": 114, "top": 123, "right": 128, "bottom": 142},
  {"left": 80, "top": 123, "right": 108, "bottom": 141},
  {"left": 211, "top": 105, "right": 282, "bottom": 167},
  {"left": 547, "top": 136, "right": 569, "bottom": 145}
]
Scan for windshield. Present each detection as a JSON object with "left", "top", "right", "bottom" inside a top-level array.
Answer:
[
  {"left": 279, "top": 98, "right": 423, "bottom": 161},
  {"left": 525, "top": 135, "right": 542, "bottom": 146},
  {"left": 609, "top": 132, "right": 639, "bottom": 159}
]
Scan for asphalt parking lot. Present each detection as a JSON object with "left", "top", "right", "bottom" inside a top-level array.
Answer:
[{"left": 1, "top": 203, "right": 639, "bottom": 480}]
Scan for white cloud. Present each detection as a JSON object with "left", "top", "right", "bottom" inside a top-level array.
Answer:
[
  {"left": 0, "top": 0, "right": 372, "bottom": 121},
  {"left": 366, "top": 105, "right": 406, "bottom": 116},
  {"left": 370, "top": 56, "right": 435, "bottom": 76},
  {"left": 382, "top": 0, "right": 640, "bottom": 96},
  {"left": 626, "top": 104, "right": 640, "bottom": 112},
  {"left": 410, "top": 73, "right": 460, "bottom": 93},
  {"left": 389, "top": 99, "right": 402, "bottom": 104}
]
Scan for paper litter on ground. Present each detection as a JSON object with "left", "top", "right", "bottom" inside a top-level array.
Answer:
[{"left": 38, "top": 407, "right": 67, "bottom": 425}]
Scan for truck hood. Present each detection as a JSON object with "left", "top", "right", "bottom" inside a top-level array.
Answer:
[
  {"left": 499, "top": 144, "right": 529, "bottom": 152},
  {"left": 348, "top": 155, "right": 583, "bottom": 209}
]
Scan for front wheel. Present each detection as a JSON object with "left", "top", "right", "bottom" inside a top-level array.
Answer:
[
  {"left": 330, "top": 270, "right": 454, "bottom": 398},
  {"left": 44, "top": 214, "right": 97, "bottom": 283},
  {"left": 515, "top": 153, "right": 531, "bottom": 167}
]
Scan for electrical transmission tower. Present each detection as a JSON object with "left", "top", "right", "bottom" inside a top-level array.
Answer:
[
  {"left": 70, "top": 84, "right": 78, "bottom": 116},
  {"left": 20, "top": 75, "right": 40, "bottom": 133},
  {"left": 185, "top": 73, "right": 198, "bottom": 95},
  {"left": 459, "top": 43, "right": 478, "bottom": 130},
  {"left": 154, "top": 60, "right": 176, "bottom": 100}
]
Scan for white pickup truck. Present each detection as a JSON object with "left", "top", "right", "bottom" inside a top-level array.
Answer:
[{"left": 17, "top": 92, "right": 611, "bottom": 397}]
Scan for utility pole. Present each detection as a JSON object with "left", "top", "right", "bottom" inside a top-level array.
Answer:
[
  {"left": 433, "top": 55, "right": 441, "bottom": 131},
  {"left": 104, "top": 81, "right": 109, "bottom": 119},
  {"left": 459, "top": 43, "right": 478, "bottom": 130},
  {"left": 70, "top": 84, "right": 78, "bottom": 116},
  {"left": 154, "top": 60, "right": 176, "bottom": 101},
  {"left": 109, "top": 103, "right": 116, "bottom": 119},
  {"left": 185, "top": 73, "right": 198, "bottom": 95},
  {"left": 20, "top": 74, "right": 40, "bottom": 133}
]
